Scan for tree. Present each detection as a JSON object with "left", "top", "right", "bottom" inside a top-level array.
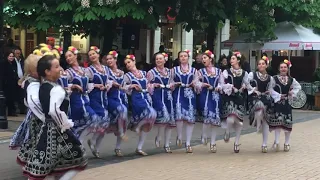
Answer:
[{"left": 4, "top": 0, "right": 320, "bottom": 52}]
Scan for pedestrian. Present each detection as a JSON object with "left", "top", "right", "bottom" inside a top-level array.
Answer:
[
  {"left": 14, "top": 48, "right": 26, "bottom": 114},
  {"left": 220, "top": 51, "right": 249, "bottom": 153},
  {"left": 268, "top": 59, "right": 301, "bottom": 152},
  {"left": 247, "top": 57, "right": 274, "bottom": 153},
  {"left": 147, "top": 52, "right": 175, "bottom": 153},
  {"left": 3, "top": 50, "right": 19, "bottom": 116},
  {"left": 171, "top": 49, "right": 198, "bottom": 153},
  {"left": 195, "top": 50, "right": 221, "bottom": 153},
  {"left": 122, "top": 54, "right": 157, "bottom": 156},
  {"left": 192, "top": 53, "right": 204, "bottom": 70},
  {"left": 23, "top": 54, "right": 87, "bottom": 180}
]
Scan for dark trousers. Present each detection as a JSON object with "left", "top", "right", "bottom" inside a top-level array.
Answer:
[
  {"left": 4, "top": 85, "right": 18, "bottom": 115},
  {"left": 18, "top": 86, "right": 26, "bottom": 114}
]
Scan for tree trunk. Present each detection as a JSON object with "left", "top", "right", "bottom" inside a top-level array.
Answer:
[
  {"left": 101, "top": 20, "right": 117, "bottom": 54},
  {"left": 206, "top": 23, "right": 217, "bottom": 52}
]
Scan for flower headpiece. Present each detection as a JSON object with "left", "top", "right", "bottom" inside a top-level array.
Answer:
[
  {"left": 233, "top": 51, "right": 242, "bottom": 58},
  {"left": 162, "top": 53, "right": 168, "bottom": 61},
  {"left": 68, "top": 46, "right": 79, "bottom": 54},
  {"left": 39, "top": 43, "right": 47, "bottom": 48},
  {"left": 126, "top": 54, "right": 136, "bottom": 61},
  {"left": 204, "top": 50, "right": 214, "bottom": 59},
  {"left": 43, "top": 51, "right": 54, "bottom": 56},
  {"left": 283, "top": 59, "right": 292, "bottom": 68},
  {"left": 54, "top": 45, "right": 63, "bottom": 54},
  {"left": 40, "top": 46, "right": 51, "bottom": 55},
  {"left": 47, "top": 37, "right": 55, "bottom": 41},
  {"left": 262, "top": 56, "right": 269, "bottom": 65},
  {"left": 90, "top": 46, "right": 100, "bottom": 53},
  {"left": 33, "top": 49, "right": 42, "bottom": 56},
  {"left": 52, "top": 50, "right": 60, "bottom": 59},
  {"left": 183, "top": 49, "right": 191, "bottom": 56},
  {"left": 108, "top": 50, "right": 118, "bottom": 58}
]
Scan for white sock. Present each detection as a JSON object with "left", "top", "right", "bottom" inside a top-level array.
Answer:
[
  {"left": 202, "top": 124, "right": 209, "bottom": 139},
  {"left": 284, "top": 131, "right": 291, "bottom": 145},
  {"left": 254, "top": 110, "right": 263, "bottom": 132},
  {"left": 115, "top": 136, "right": 122, "bottom": 149},
  {"left": 275, "top": 129, "right": 281, "bottom": 144},
  {"left": 95, "top": 134, "right": 104, "bottom": 152},
  {"left": 44, "top": 176, "right": 56, "bottom": 180},
  {"left": 164, "top": 127, "right": 172, "bottom": 147},
  {"left": 185, "top": 123, "right": 194, "bottom": 146},
  {"left": 79, "top": 128, "right": 88, "bottom": 145},
  {"left": 262, "top": 120, "right": 269, "bottom": 146},
  {"left": 59, "top": 170, "right": 79, "bottom": 180},
  {"left": 176, "top": 121, "right": 183, "bottom": 140},
  {"left": 137, "top": 131, "right": 147, "bottom": 150},
  {"left": 118, "top": 118, "right": 124, "bottom": 136},
  {"left": 234, "top": 119, "right": 243, "bottom": 145},
  {"left": 156, "top": 126, "right": 165, "bottom": 142},
  {"left": 226, "top": 116, "right": 235, "bottom": 135},
  {"left": 210, "top": 126, "right": 217, "bottom": 144}
]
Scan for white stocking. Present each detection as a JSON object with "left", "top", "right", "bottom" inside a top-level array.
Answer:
[
  {"left": 185, "top": 123, "right": 194, "bottom": 146},
  {"left": 210, "top": 126, "right": 218, "bottom": 144},
  {"left": 156, "top": 126, "right": 165, "bottom": 142},
  {"left": 118, "top": 118, "right": 125, "bottom": 136},
  {"left": 274, "top": 128, "right": 281, "bottom": 144},
  {"left": 44, "top": 176, "right": 55, "bottom": 180},
  {"left": 59, "top": 170, "right": 79, "bottom": 180},
  {"left": 176, "top": 121, "right": 183, "bottom": 140},
  {"left": 254, "top": 110, "right": 263, "bottom": 132},
  {"left": 226, "top": 116, "right": 235, "bottom": 135},
  {"left": 233, "top": 118, "right": 243, "bottom": 145},
  {"left": 95, "top": 134, "right": 104, "bottom": 152},
  {"left": 137, "top": 131, "right": 147, "bottom": 150},
  {"left": 202, "top": 124, "right": 209, "bottom": 139},
  {"left": 284, "top": 131, "right": 291, "bottom": 145},
  {"left": 115, "top": 136, "right": 122, "bottom": 149},
  {"left": 164, "top": 127, "right": 172, "bottom": 147},
  {"left": 262, "top": 120, "right": 269, "bottom": 146},
  {"left": 78, "top": 129, "right": 88, "bottom": 145}
]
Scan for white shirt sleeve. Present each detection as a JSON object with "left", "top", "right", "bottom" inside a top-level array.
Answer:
[
  {"left": 26, "top": 82, "right": 45, "bottom": 122},
  {"left": 290, "top": 78, "right": 302, "bottom": 97},
  {"left": 49, "top": 85, "right": 74, "bottom": 133}
]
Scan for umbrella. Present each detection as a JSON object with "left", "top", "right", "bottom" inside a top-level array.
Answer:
[{"left": 221, "top": 21, "right": 320, "bottom": 50}]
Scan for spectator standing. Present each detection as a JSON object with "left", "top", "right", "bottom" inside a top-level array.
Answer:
[
  {"left": 13, "top": 48, "right": 26, "bottom": 114},
  {"left": 3, "top": 51, "right": 19, "bottom": 116}
]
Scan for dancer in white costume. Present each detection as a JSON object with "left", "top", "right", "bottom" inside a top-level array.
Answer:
[
  {"left": 220, "top": 52, "right": 249, "bottom": 153},
  {"left": 247, "top": 56, "right": 274, "bottom": 153},
  {"left": 268, "top": 59, "right": 301, "bottom": 152}
]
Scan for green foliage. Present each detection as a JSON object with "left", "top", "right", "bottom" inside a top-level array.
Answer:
[{"left": 3, "top": 0, "right": 320, "bottom": 42}]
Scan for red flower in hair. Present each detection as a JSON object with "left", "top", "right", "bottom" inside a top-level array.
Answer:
[
  {"left": 233, "top": 51, "right": 242, "bottom": 58},
  {"left": 205, "top": 50, "right": 214, "bottom": 58},
  {"left": 90, "top": 46, "right": 100, "bottom": 53},
  {"left": 126, "top": 54, "right": 135, "bottom": 61},
  {"left": 109, "top": 50, "right": 118, "bottom": 58},
  {"left": 162, "top": 53, "right": 168, "bottom": 61}
]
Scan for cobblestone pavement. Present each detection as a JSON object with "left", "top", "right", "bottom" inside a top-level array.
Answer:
[
  {"left": 0, "top": 110, "right": 319, "bottom": 180},
  {"left": 75, "top": 117, "right": 320, "bottom": 180}
]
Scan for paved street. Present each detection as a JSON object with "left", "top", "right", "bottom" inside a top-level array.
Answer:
[{"left": 0, "top": 110, "right": 319, "bottom": 180}]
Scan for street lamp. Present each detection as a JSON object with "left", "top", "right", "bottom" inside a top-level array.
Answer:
[{"left": 0, "top": 0, "right": 8, "bottom": 129}]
